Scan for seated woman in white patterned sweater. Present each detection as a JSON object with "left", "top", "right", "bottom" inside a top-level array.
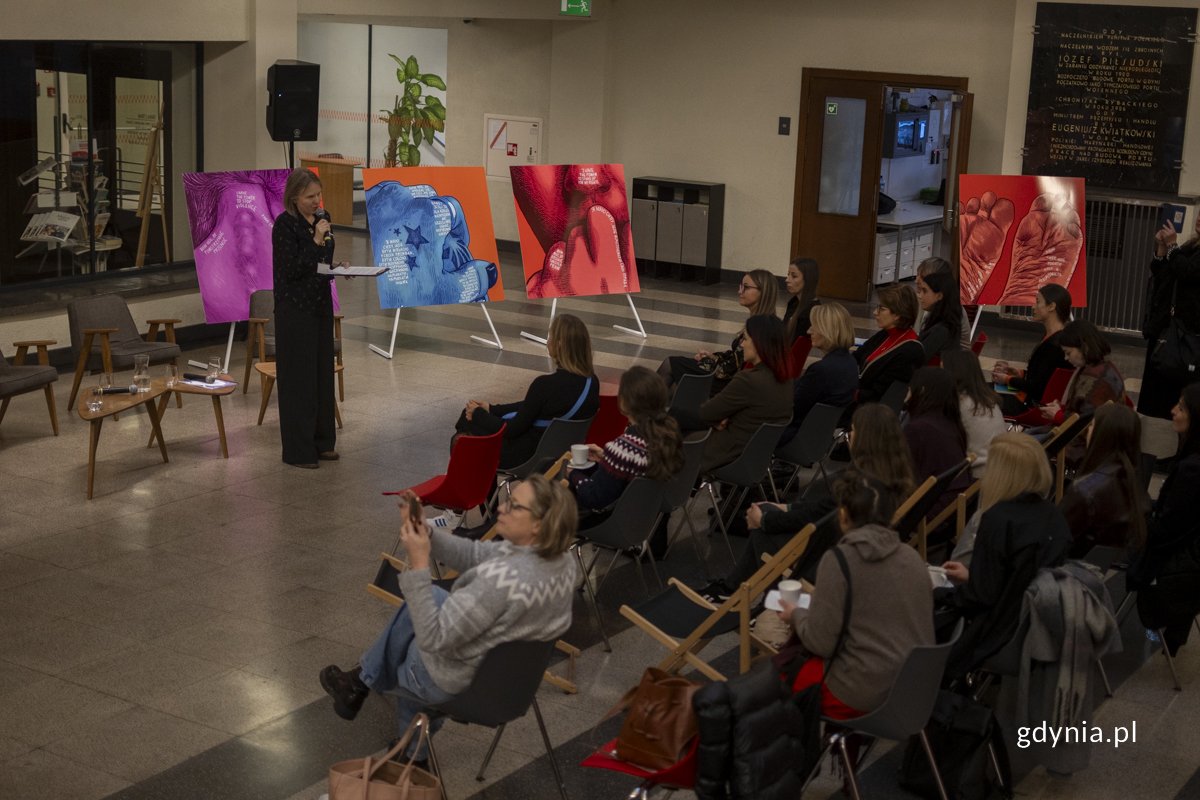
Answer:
[
  {"left": 566, "top": 366, "right": 684, "bottom": 520},
  {"left": 318, "top": 474, "right": 578, "bottom": 765}
]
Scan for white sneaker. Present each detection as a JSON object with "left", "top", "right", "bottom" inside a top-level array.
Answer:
[{"left": 427, "top": 510, "right": 464, "bottom": 530}]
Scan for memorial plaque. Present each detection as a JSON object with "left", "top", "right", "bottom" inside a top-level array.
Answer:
[{"left": 1023, "top": 3, "right": 1196, "bottom": 194}]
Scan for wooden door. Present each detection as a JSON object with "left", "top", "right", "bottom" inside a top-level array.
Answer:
[
  {"left": 942, "top": 91, "right": 975, "bottom": 274},
  {"left": 791, "top": 74, "right": 885, "bottom": 301}
]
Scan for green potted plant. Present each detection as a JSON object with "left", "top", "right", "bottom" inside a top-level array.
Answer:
[{"left": 380, "top": 54, "right": 446, "bottom": 167}]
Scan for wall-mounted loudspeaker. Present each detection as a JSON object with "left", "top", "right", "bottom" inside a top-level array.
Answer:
[{"left": 266, "top": 60, "right": 320, "bottom": 142}]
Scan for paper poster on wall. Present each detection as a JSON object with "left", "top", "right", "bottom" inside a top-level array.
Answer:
[
  {"left": 511, "top": 164, "right": 639, "bottom": 299},
  {"left": 183, "top": 169, "right": 289, "bottom": 324},
  {"left": 363, "top": 167, "right": 502, "bottom": 309},
  {"left": 958, "top": 175, "right": 1086, "bottom": 308}
]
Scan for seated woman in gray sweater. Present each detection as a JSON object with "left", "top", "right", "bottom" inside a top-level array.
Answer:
[
  {"left": 778, "top": 469, "right": 935, "bottom": 719},
  {"left": 319, "top": 474, "right": 578, "bottom": 759}
]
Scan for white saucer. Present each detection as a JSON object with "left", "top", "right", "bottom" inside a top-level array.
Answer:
[{"left": 568, "top": 461, "right": 596, "bottom": 470}]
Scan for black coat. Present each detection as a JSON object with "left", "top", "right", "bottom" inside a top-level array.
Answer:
[
  {"left": 781, "top": 348, "right": 858, "bottom": 444},
  {"left": 693, "top": 662, "right": 810, "bottom": 800},
  {"left": 854, "top": 329, "right": 925, "bottom": 405},
  {"left": 936, "top": 494, "right": 1070, "bottom": 678}
]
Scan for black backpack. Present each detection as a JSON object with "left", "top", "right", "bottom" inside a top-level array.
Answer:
[{"left": 899, "top": 690, "right": 1012, "bottom": 800}]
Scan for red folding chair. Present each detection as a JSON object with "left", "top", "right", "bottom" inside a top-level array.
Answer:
[
  {"left": 971, "top": 331, "right": 988, "bottom": 356},
  {"left": 788, "top": 335, "right": 814, "bottom": 378},
  {"left": 581, "top": 736, "right": 698, "bottom": 799},
  {"left": 586, "top": 393, "right": 628, "bottom": 448},
  {"left": 384, "top": 424, "right": 505, "bottom": 514}
]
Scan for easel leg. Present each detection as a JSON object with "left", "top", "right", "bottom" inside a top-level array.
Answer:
[
  {"left": 469, "top": 303, "right": 504, "bottom": 349},
  {"left": 369, "top": 308, "right": 402, "bottom": 359},
  {"left": 520, "top": 297, "right": 557, "bottom": 345},
  {"left": 613, "top": 293, "right": 648, "bottom": 338}
]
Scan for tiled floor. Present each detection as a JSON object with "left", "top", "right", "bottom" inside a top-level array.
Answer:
[{"left": 0, "top": 244, "right": 1197, "bottom": 800}]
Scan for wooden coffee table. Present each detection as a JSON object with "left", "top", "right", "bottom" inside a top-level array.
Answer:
[
  {"left": 76, "top": 380, "right": 169, "bottom": 499},
  {"left": 146, "top": 374, "right": 238, "bottom": 458}
]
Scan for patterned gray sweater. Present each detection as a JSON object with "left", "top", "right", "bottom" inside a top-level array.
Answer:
[{"left": 397, "top": 529, "right": 577, "bottom": 694}]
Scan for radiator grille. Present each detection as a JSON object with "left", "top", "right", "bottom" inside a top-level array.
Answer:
[{"left": 1000, "top": 196, "right": 1190, "bottom": 333}]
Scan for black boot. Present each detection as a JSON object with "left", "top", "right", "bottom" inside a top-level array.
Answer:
[{"left": 320, "top": 665, "right": 369, "bottom": 721}]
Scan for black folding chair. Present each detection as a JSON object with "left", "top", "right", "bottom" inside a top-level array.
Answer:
[
  {"left": 700, "top": 422, "right": 790, "bottom": 560},
  {"left": 772, "top": 403, "right": 844, "bottom": 499},
  {"left": 572, "top": 477, "right": 668, "bottom": 652},
  {"left": 425, "top": 639, "right": 568, "bottom": 800}
]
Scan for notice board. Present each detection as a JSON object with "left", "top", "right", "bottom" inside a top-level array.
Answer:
[{"left": 484, "top": 114, "right": 542, "bottom": 179}]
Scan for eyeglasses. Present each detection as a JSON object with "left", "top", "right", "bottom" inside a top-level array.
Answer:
[
  {"left": 501, "top": 498, "right": 534, "bottom": 514},
  {"left": 738, "top": 282, "right": 759, "bottom": 293},
  {"left": 872, "top": 305, "right": 892, "bottom": 315}
]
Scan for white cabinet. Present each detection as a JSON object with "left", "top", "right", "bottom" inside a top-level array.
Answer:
[
  {"left": 874, "top": 232, "right": 898, "bottom": 284},
  {"left": 874, "top": 221, "right": 939, "bottom": 285}
]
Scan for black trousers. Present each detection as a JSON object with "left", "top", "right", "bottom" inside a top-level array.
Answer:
[{"left": 275, "top": 300, "right": 336, "bottom": 465}]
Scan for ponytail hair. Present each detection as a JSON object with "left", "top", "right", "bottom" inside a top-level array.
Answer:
[{"left": 618, "top": 366, "right": 683, "bottom": 481}]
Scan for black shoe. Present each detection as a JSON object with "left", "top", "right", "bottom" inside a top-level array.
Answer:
[
  {"left": 320, "top": 665, "right": 369, "bottom": 721},
  {"left": 697, "top": 579, "right": 734, "bottom": 603}
]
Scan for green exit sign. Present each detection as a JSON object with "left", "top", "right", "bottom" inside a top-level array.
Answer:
[
  {"left": 561, "top": 0, "right": 591, "bottom": 16},
  {"left": 826, "top": 102, "right": 838, "bottom": 115}
]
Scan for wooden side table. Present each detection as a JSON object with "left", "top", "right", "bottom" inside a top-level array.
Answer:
[
  {"left": 77, "top": 381, "right": 168, "bottom": 499},
  {"left": 254, "top": 362, "right": 343, "bottom": 429},
  {"left": 145, "top": 374, "right": 238, "bottom": 458}
]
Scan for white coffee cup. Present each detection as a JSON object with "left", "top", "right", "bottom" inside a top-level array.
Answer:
[
  {"left": 570, "top": 444, "right": 590, "bottom": 467},
  {"left": 778, "top": 579, "right": 803, "bottom": 606}
]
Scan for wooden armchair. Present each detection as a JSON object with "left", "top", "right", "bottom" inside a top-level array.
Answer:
[
  {"left": 65, "top": 294, "right": 181, "bottom": 410},
  {"left": 0, "top": 340, "right": 60, "bottom": 435},
  {"left": 243, "top": 289, "right": 345, "bottom": 401}
]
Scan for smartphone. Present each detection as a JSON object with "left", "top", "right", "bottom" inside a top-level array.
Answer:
[
  {"left": 1160, "top": 203, "right": 1186, "bottom": 234},
  {"left": 400, "top": 490, "right": 423, "bottom": 527}
]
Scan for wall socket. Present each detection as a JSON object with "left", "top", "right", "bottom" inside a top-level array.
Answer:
[{"left": 778, "top": 117, "right": 791, "bottom": 135}]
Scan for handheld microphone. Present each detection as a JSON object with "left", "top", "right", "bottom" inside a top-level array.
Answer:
[{"left": 314, "top": 209, "right": 334, "bottom": 245}]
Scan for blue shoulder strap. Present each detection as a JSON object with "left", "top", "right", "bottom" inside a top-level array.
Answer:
[{"left": 502, "top": 376, "right": 594, "bottom": 428}]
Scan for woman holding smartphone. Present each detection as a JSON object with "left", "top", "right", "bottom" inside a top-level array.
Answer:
[{"left": 319, "top": 475, "right": 578, "bottom": 766}]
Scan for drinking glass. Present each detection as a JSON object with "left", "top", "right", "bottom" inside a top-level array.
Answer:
[
  {"left": 133, "top": 354, "right": 151, "bottom": 393},
  {"left": 166, "top": 364, "right": 179, "bottom": 388},
  {"left": 206, "top": 356, "right": 221, "bottom": 384}
]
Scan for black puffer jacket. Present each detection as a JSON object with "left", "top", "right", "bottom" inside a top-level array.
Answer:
[{"left": 693, "top": 661, "right": 810, "bottom": 800}]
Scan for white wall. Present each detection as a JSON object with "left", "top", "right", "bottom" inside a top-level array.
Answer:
[
  {"left": 591, "top": 0, "right": 1018, "bottom": 276},
  {"left": 0, "top": 0, "right": 249, "bottom": 40},
  {"left": 444, "top": 19, "right": 553, "bottom": 240}
]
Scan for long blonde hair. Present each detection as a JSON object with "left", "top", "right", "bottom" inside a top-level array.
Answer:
[
  {"left": 979, "top": 433, "right": 1052, "bottom": 512},
  {"left": 547, "top": 314, "right": 593, "bottom": 377}
]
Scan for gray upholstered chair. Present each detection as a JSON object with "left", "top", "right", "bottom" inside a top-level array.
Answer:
[
  {"left": 66, "top": 294, "right": 181, "bottom": 410},
  {"left": 0, "top": 340, "right": 60, "bottom": 435},
  {"left": 243, "top": 289, "right": 345, "bottom": 401}
]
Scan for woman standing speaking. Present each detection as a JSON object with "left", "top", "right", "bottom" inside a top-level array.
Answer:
[{"left": 272, "top": 168, "right": 337, "bottom": 469}]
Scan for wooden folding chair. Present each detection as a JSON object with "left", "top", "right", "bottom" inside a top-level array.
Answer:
[
  {"left": 904, "top": 457, "right": 975, "bottom": 561},
  {"left": 1040, "top": 412, "right": 1084, "bottom": 501},
  {"left": 619, "top": 517, "right": 825, "bottom": 680}
]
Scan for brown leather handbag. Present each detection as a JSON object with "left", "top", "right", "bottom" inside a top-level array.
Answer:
[
  {"left": 328, "top": 713, "right": 441, "bottom": 800},
  {"left": 615, "top": 667, "right": 702, "bottom": 770}
]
